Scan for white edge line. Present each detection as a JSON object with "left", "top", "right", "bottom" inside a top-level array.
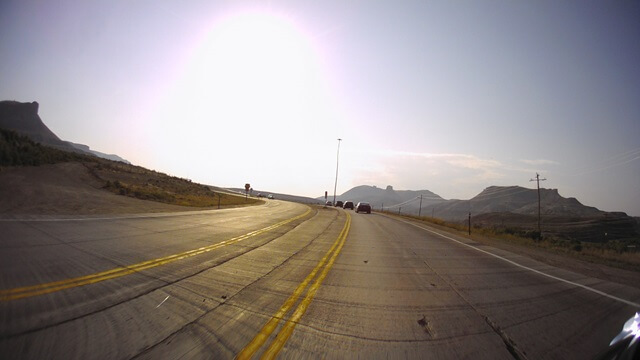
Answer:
[{"left": 389, "top": 215, "right": 640, "bottom": 309}]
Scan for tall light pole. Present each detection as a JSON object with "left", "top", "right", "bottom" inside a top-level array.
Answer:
[{"left": 333, "top": 138, "right": 342, "bottom": 205}]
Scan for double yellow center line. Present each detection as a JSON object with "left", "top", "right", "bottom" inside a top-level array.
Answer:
[
  {"left": 237, "top": 212, "right": 351, "bottom": 360},
  {"left": 0, "top": 209, "right": 311, "bottom": 302}
]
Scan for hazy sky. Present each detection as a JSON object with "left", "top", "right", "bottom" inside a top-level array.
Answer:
[{"left": 1, "top": 1, "right": 639, "bottom": 215}]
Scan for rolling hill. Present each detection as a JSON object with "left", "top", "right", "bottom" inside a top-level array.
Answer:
[
  {"left": 0, "top": 105, "right": 259, "bottom": 214},
  {"left": 323, "top": 185, "right": 446, "bottom": 209}
]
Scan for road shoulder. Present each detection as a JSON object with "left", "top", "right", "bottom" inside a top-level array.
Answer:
[{"left": 378, "top": 212, "right": 640, "bottom": 291}]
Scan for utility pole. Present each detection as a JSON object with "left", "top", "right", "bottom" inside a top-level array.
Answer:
[
  {"left": 333, "top": 138, "right": 342, "bottom": 206},
  {"left": 468, "top": 212, "right": 471, "bottom": 236},
  {"left": 530, "top": 173, "right": 547, "bottom": 237},
  {"left": 418, "top": 195, "right": 423, "bottom": 217}
]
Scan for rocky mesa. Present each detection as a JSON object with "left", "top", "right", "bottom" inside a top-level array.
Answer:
[{"left": 0, "top": 100, "right": 129, "bottom": 163}]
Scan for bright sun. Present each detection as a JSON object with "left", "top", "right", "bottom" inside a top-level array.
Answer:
[
  {"left": 149, "top": 9, "right": 340, "bottom": 188},
  {"left": 170, "top": 10, "right": 324, "bottom": 135}
]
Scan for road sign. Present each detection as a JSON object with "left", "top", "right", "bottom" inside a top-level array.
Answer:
[{"left": 245, "top": 183, "right": 250, "bottom": 191}]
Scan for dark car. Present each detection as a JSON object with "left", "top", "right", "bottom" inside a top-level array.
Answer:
[
  {"left": 343, "top": 201, "right": 354, "bottom": 210},
  {"left": 325, "top": 201, "right": 333, "bottom": 206},
  {"left": 355, "top": 202, "right": 371, "bottom": 214},
  {"left": 335, "top": 200, "right": 344, "bottom": 208}
]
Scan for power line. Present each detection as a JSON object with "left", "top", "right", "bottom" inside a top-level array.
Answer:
[
  {"left": 384, "top": 196, "right": 420, "bottom": 209},
  {"left": 470, "top": 187, "right": 534, "bottom": 201},
  {"left": 412, "top": 194, "right": 445, "bottom": 200},
  {"left": 568, "top": 147, "right": 640, "bottom": 176}
]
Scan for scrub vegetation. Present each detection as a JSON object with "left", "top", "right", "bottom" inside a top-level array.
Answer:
[
  {"left": 380, "top": 210, "right": 640, "bottom": 272},
  {"left": 1, "top": 128, "right": 260, "bottom": 208},
  {"left": 0, "top": 128, "right": 90, "bottom": 165}
]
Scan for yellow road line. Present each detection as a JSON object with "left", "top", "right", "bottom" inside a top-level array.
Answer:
[
  {"left": 237, "top": 212, "right": 351, "bottom": 360},
  {"left": 262, "top": 213, "right": 351, "bottom": 359},
  {"left": 0, "top": 209, "right": 311, "bottom": 302}
]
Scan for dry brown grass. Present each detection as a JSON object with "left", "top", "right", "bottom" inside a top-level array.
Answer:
[
  {"left": 1, "top": 129, "right": 260, "bottom": 211},
  {"left": 87, "top": 161, "right": 261, "bottom": 208},
  {"left": 379, "top": 211, "right": 640, "bottom": 273}
]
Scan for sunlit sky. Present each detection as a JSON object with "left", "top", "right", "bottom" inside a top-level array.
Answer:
[{"left": 1, "top": 1, "right": 639, "bottom": 215}]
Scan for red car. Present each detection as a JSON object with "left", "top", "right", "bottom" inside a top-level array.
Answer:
[{"left": 355, "top": 202, "right": 371, "bottom": 214}]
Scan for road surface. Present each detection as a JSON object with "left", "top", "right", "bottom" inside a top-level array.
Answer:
[{"left": 1, "top": 201, "right": 639, "bottom": 359}]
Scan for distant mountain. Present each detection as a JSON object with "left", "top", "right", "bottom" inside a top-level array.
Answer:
[
  {"left": 427, "top": 186, "right": 603, "bottom": 221},
  {"left": 334, "top": 184, "right": 637, "bottom": 241},
  {"left": 321, "top": 184, "right": 446, "bottom": 209},
  {"left": 0, "top": 100, "right": 129, "bottom": 164},
  {"left": 332, "top": 184, "right": 604, "bottom": 221},
  {"left": 68, "top": 142, "right": 130, "bottom": 164}
]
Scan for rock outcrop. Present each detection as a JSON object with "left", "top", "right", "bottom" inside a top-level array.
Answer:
[
  {"left": 0, "top": 101, "right": 71, "bottom": 149},
  {"left": 0, "top": 100, "right": 129, "bottom": 163}
]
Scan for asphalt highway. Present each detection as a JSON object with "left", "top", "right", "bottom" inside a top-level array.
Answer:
[{"left": 1, "top": 201, "right": 639, "bottom": 359}]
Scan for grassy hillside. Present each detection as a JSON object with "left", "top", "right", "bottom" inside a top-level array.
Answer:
[
  {"left": 0, "top": 128, "right": 260, "bottom": 208},
  {"left": 0, "top": 128, "right": 91, "bottom": 165},
  {"left": 91, "top": 160, "right": 257, "bottom": 207}
]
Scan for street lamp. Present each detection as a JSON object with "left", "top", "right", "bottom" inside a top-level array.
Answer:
[{"left": 333, "top": 138, "right": 342, "bottom": 206}]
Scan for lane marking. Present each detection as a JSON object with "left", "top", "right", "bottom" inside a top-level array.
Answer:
[
  {"left": 156, "top": 295, "right": 170, "bottom": 308},
  {"left": 391, "top": 216, "right": 640, "bottom": 308},
  {"left": 237, "top": 212, "right": 351, "bottom": 360},
  {"left": 262, "top": 213, "right": 351, "bottom": 359},
  {"left": 0, "top": 209, "right": 311, "bottom": 302}
]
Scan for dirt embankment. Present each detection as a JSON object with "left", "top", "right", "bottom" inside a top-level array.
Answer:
[{"left": 0, "top": 162, "right": 221, "bottom": 215}]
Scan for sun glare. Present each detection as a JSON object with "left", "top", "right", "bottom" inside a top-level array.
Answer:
[
  {"left": 170, "top": 11, "right": 324, "bottom": 135},
  {"left": 148, "top": 9, "right": 341, "bottom": 189}
]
